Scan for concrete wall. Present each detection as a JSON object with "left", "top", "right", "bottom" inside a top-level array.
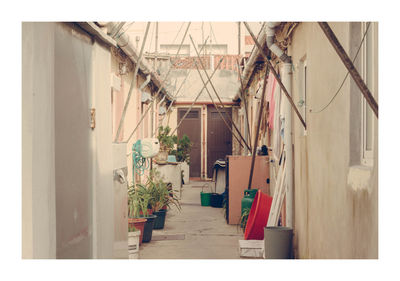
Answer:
[
  {"left": 22, "top": 22, "right": 117, "bottom": 259},
  {"left": 91, "top": 40, "right": 114, "bottom": 258},
  {"left": 22, "top": 22, "right": 57, "bottom": 259},
  {"left": 288, "top": 22, "right": 378, "bottom": 258},
  {"left": 53, "top": 23, "right": 94, "bottom": 258}
]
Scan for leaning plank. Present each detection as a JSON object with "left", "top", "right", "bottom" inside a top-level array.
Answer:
[{"left": 268, "top": 162, "right": 286, "bottom": 226}]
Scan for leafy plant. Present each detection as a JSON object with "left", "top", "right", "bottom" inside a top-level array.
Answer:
[
  {"left": 171, "top": 134, "right": 192, "bottom": 164},
  {"left": 135, "top": 183, "right": 152, "bottom": 216},
  {"left": 128, "top": 185, "right": 141, "bottom": 218},
  {"left": 157, "top": 126, "right": 175, "bottom": 152},
  {"left": 145, "top": 168, "right": 181, "bottom": 212}
]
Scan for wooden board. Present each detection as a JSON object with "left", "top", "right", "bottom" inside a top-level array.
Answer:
[{"left": 228, "top": 155, "right": 270, "bottom": 224}]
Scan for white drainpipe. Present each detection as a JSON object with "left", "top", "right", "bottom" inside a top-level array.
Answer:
[
  {"left": 281, "top": 63, "right": 293, "bottom": 228},
  {"left": 265, "top": 22, "right": 293, "bottom": 227},
  {"left": 139, "top": 74, "right": 151, "bottom": 91}
]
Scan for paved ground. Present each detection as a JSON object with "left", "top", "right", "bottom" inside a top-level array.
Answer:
[{"left": 139, "top": 181, "right": 243, "bottom": 259}]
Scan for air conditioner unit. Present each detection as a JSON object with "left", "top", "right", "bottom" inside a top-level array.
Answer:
[
  {"left": 158, "top": 105, "right": 167, "bottom": 115},
  {"left": 141, "top": 91, "right": 152, "bottom": 104}
]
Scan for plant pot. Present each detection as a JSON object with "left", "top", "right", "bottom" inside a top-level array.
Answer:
[
  {"left": 153, "top": 209, "right": 167, "bottom": 229},
  {"left": 210, "top": 193, "right": 223, "bottom": 208},
  {"left": 140, "top": 214, "right": 157, "bottom": 243},
  {"left": 128, "top": 230, "right": 141, "bottom": 259},
  {"left": 200, "top": 192, "right": 211, "bottom": 206},
  {"left": 129, "top": 218, "right": 147, "bottom": 245},
  {"left": 155, "top": 150, "right": 168, "bottom": 164}
]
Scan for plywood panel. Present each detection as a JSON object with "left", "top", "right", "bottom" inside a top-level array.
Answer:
[{"left": 228, "top": 156, "right": 270, "bottom": 225}]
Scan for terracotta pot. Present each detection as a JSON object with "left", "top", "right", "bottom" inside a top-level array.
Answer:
[{"left": 129, "top": 218, "right": 147, "bottom": 245}]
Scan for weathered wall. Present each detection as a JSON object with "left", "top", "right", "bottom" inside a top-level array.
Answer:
[
  {"left": 22, "top": 22, "right": 57, "bottom": 259},
  {"left": 22, "top": 22, "right": 117, "bottom": 259},
  {"left": 289, "top": 22, "right": 378, "bottom": 258},
  {"left": 54, "top": 23, "right": 94, "bottom": 258},
  {"left": 91, "top": 40, "right": 114, "bottom": 258}
]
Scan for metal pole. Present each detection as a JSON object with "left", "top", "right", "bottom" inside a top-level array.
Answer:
[
  {"left": 318, "top": 22, "right": 378, "bottom": 118},
  {"left": 170, "top": 57, "right": 225, "bottom": 136},
  {"left": 248, "top": 66, "right": 269, "bottom": 190},
  {"left": 194, "top": 62, "right": 247, "bottom": 149},
  {"left": 243, "top": 22, "right": 307, "bottom": 129},
  {"left": 152, "top": 38, "right": 210, "bottom": 137},
  {"left": 114, "top": 22, "right": 151, "bottom": 142},
  {"left": 237, "top": 58, "right": 252, "bottom": 150},
  {"left": 152, "top": 70, "right": 188, "bottom": 137},
  {"left": 189, "top": 35, "right": 251, "bottom": 151},
  {"left": 124, "top": 23, "right": 192, "bottom": 142}
]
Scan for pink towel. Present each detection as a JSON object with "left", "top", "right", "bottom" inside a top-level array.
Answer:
[{"left": 266, "top": 74, "right": 277, "bottom": 129}]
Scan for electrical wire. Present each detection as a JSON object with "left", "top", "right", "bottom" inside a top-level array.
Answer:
[
  {"left": 310, "top": 22, "right": 371, "bottom": 114},
  {"left": 172, "top": 22, "right": 185, "bottom": 45},
  {"left": 115, "top": 21, "right": 135, "bottom": 39}
]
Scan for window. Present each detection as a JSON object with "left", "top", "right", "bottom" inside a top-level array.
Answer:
[{"left": 360, "top": 22, "right": 376, "bottom": 166}]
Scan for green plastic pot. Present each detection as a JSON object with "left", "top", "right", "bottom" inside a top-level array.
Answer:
[
  {"left": 200, "top": 192, "right": 211, "bottom": 206},
  {"left": 153, "top": 209, "right": 167, "bottom": 229}
]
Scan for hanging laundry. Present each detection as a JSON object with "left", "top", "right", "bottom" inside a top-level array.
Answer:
[{"left": 267, "top": 74, "right": 277, "bottom": 129}]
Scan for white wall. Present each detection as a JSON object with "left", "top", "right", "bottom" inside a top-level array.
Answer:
[
  {"left": 289, "top": 22, "right": 378, "bottom": 258},
  {"left": 91, "top": 41, "right": 114, "bottom": 258},
  {"left": 22, "top": 22, "right": 57, "bottom": 259},
  {"left": 22, "top": 22, "right": 116, "bottom": 259}
]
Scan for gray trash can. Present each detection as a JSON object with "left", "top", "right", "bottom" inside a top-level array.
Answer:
[{"left": 264, "top": 227, "right": 293, "bottom": 259}]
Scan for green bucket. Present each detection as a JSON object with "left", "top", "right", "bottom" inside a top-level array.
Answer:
[{"left": 200, "top": 192, "right": 212, "bottom": 206}]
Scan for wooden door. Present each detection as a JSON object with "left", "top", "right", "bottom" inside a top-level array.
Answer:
[
  {"left": 207, "top": 106, "right": 232, "bottom": 178},
  {"left": 177, "top": 108, "right": 201, "bottom": 177}
]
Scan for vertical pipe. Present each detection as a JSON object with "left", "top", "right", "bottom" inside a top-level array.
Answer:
[
  {"left": 248, "top": 68, "right": 269, "bottom": 190},
  {"left": 202, "top": 105, "right": 207, "bottom": 179},
  {"left": 282, "top": 62, "right": 293, "bottom": 228}
]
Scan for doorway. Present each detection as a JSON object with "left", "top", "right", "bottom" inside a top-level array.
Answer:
[
  {"left": 207, "top": 106, "right": 232, "bottom": 178},
  {"left": 177, "top": 108, "right": 201, "bottom": 177}
]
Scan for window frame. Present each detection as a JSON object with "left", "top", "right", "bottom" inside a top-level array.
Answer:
[{"left": 360, "top": 22, "right": 375, "bottom": 166}]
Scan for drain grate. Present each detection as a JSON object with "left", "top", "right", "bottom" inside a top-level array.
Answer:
[{"left": 152, "top": 234, "right": 186, "bottom": 241}]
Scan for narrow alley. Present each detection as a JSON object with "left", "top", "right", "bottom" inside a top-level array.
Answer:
[
  {"left": 140, "top": 181, "right": 241, "bottom": 259},
  {"left": 22, "top": 19, "right": 379, "bottom": 264}
]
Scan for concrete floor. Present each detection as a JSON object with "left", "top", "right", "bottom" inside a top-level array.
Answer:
[{"left": 139, "top": 181, "right": 243, "bottom": 259}]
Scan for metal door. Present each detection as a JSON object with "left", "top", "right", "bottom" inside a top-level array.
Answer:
[
  {"left": 177, "top": 108, "right": 201, "bottom": 177},
  {"left": 207, "top": 106, "right": 232, "bottom": 178}
]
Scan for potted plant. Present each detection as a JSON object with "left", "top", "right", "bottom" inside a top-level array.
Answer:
[
  {"left": 171, "top": 134, "right": 192, "bottom": 184},
  {"left": 155, "top": 126, "right": 175, "bottom": 164},
  {"left": 128, "top": 185, "right": 147, "bottom": 245},
  {"left": 147, "top": 169, "right": 180, "bottom": 229},
  {"left": 136, "top": 183, "right": 157, "bottom": 243}
]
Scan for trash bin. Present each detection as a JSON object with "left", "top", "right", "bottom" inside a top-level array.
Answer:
[{"left": 264, "top": 226, "right": 293, "bottom": 259}]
